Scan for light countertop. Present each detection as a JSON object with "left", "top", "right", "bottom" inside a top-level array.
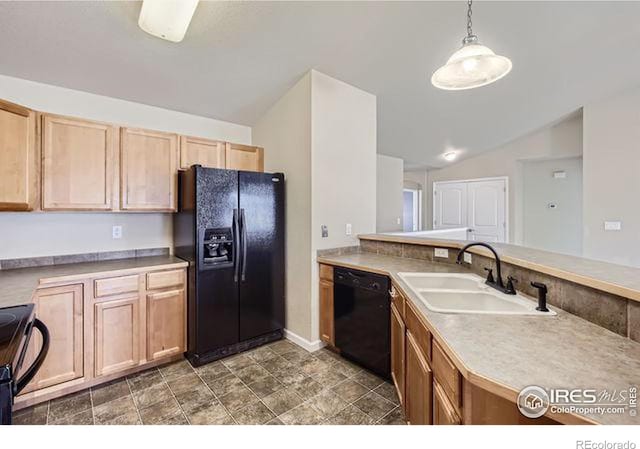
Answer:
[
  {"left": 0, "top": 256, "right": 188, "bottom": 309},
  {"left": 318, "top": 251, "right": 640, "bottom": 425}
]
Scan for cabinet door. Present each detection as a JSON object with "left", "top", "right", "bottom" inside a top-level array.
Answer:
[
  {"left": 434, "top": 381, "right": 461, "bottom": 425},
  {"left": 179, "top": 135, "right": 225, "bottom": 169},
  {"left": 120, "top": 127, "right": 177, "bottom": 211},
  {"left": 20, "top": 285, "right": 84, "bottom": 394},
  {"left": 42, "top": 114, "right": 115, "bottom": 210},
  {"left": 94, "top": 297, "right": 141, "bottom": 377},
  {"left": 225, "top": 143, "right": 264, "bottom": 172},
  {"left": 0, "top": 100, "right": 37, "bottom": 211},
  {"left": 319, "top": 279, "right": 334, "bottom": 346},
  {"left": 405, "top": 330, "right": 432, "bottom": 425},
  {"left": 147, "top": 289, "right": 186, "bottom": 360},
  {"left": 391, "top": 302, "right": 406, "bottom": 407}
]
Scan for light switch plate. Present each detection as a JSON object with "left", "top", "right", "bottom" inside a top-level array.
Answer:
[
  {"left": 604, "top": 221, "right": 622, "bottom": 231},
  {"left": 434, "top": 248, "right": 449, "bottom": 258},
  {"left": 112, "top": 225, "right": 122, "bottom": 239},
  {"left": 345, "top": 223, "right": 352, "bottom": 235},
  {"left": 464, "top": 252, "right": 472, "bottom": 264}
]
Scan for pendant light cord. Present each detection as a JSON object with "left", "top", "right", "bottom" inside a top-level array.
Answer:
[{"left": 466, "top": 0, "right": 473, "bottom": 37}]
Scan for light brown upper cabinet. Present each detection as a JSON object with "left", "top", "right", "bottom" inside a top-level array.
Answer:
[
  {"left": 179, "top": 135, "right": 225, "bottom": 170},
  {"left": 225, "top": 143, "right": 264, "bottom": 172},
  {"left": 0, "top": 100, "right": 37, "bottom": 211},
  {"left": 42, "top": 114, "right": 115, "bottom": 210},
  {"left": 120, "top": 127, "right": 178, "bottom": 211}
]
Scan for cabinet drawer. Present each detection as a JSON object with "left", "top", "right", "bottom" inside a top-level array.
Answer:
[
  {"left": 390, "top": 285, "right": 405, "bottom": 319},
  {"left": 147, "top": 269, "right": 185, "bottom": 290},
  {"left": 94, "top": 275, "right": 139, "bottom": 298},
  {"left": 433, "top": 380, "right": 461, "bottom": 425},
  {"left": 319, "top": 264, "right": 333, "bottom": 282},
  {"left": 405, "top": 301, "right": 431, "bottom": 361},
  {"left": 432, "top": 339, "right": 461, "bottom": 409}
]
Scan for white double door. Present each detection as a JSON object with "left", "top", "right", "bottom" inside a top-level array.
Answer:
[{"left": 433, "top": 178, "right": 507, "bottom": 243}]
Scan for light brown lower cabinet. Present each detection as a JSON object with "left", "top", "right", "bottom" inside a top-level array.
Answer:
[
  {"left": 405, "top": 330, "right": 432, "bottom": 425},
  {"left": 390, "top": 301, "right": 405, "bottom": 406},
  {"left": 20, "top": 284, "right": 84, "bottom": 394},
  {"left": 434, "top": 380, "right": 462, "bottom": 425},
  {"left": 319, "top": 279, "right": 335, "bottom": 346},
  {"left": 147, "top": 289, "right": 186, "bottom": 360},
  {"left": 15, "top": 267, "right": 187, "bottom": 409},
  {"left": 94, "top": 296, "right": 141, "bottom": 377}
]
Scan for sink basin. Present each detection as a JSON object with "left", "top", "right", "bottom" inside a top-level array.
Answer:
[
  {"left": 396, "top": 273, "right": 486, "bottom": 291},
  {"left": 397, "top": 272, "right": 556, "bottom": 316}
]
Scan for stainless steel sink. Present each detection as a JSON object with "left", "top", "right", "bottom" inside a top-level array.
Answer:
[{"left": 397, "top": 272, "right": 556, "bottom": 316}]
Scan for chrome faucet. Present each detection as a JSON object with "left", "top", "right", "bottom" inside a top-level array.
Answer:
[{"left": 455, "top": 242, "right": 517, "bottom": 295}]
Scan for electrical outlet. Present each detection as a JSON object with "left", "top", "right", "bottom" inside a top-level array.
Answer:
[
  {"left": 464, "top": 252, "right": 472, "bottom": 264},
  {"left": 321, "top": 225, "right": 328, "bottom": 238},
  {"left": 434, "top": 248, "right": 448, "bottom": 258},
  {"left": 345, "top": 223, "right": 352, "bottom": 235},
  {"left": 112, "top": 225, "right": 122, "bottom": 239},
  {"left": 604, "top": 221, "right": 621, "bottom": 231},
  {"left": 396, "top": 217, "right": 401, "bottom": 225}
]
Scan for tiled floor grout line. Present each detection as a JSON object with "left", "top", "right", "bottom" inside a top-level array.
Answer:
[
  {"left": 157, "top": 367, "right": 191, "bottom": 424},
  {"left": 375, "top": 405, "right": 401, "bottom": 424},
  {"left": 189, "top": 360, "right": 240, "bottom": 424},
  {"left": 220, "top": 355, "right": 275, "bottom": 423},
  {"left": 88, "top": 387, "right": 96, "bottom": 425},
  {"left": 45, "top": 399, "right": 50, "bottom": 425},
  {"left": 124, "top": 375, "right": 144, "bottom": 425}
]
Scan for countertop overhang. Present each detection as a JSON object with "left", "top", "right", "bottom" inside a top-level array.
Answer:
[
  {"left": 318, "top": 251, "right": 640, "bottom": 425},
  {"left": 359, "top": 233, "right": 640, "bottom": 303}
]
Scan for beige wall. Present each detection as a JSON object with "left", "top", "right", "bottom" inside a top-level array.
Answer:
[
  {"left": 0, "top": 74, "right": 251, "bottom": 259},
  {"left": 376, "top": 154, "right": 404, "bottom": 232},
  {"left": 426, "top": 113, "right": 583, "bottom": 244},
  {"left": 253, "top": 73, "right": 313, "bottom": 342},
  {"left": 583, "top": 86, "right": 640, "bottom": 267},
  {"left": 253, "top": 70, "right": 377, "bottom": 343}
]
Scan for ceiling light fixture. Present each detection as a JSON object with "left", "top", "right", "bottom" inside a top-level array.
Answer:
[
  {"left": 138, "top": 0, "right": 200, "bottom": 43},
  {"left": 431, "top": 0, "right": 512, "bottom": 90},
  {"left": 443, "top": 151, "right": 457, "bottom": 161}
]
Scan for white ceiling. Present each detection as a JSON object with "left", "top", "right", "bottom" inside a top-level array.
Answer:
[{"left": 1, "top": 1, "right": 639, "bottom": 168}]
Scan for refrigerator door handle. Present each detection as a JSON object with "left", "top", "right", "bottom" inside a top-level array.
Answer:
[
  {"left": 240, "top": 208, "right": 248, "bottom": 282},
  {"left": 233, "top": 209, "right": 240, "bottom": 282}
]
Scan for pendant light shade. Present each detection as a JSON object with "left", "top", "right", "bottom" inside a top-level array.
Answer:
[{"left": 432, "top": 1, "right": 512, "bottom": 90}]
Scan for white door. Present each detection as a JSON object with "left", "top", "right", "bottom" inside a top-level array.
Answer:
[
  {"left": 433, "top": 178, "right": 507, "bottom": 242},
  {"left": 433, "top": 182, "right": 467, "bottom": 229},
  {"left": 467, "top": 180, "right": 506, "bottom": 242}
]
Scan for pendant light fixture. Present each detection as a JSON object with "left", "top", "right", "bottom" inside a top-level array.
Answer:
[{"left": 431, "top": 0, "right": 512, "bottom": 90}]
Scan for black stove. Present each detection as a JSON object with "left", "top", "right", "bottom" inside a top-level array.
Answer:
[{"left": 0, "top": 304, "right": 49, "bottom": 425}]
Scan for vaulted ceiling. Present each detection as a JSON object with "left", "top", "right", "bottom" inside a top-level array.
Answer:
[{"left": 1, "top": 1, "right": 639, "bottom": 168}]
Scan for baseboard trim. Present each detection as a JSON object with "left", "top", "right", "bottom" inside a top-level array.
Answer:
[{"left": 284, "top": 329, "right": 325, "bottom": 352}]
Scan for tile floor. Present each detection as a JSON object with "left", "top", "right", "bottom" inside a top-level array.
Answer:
[{"left": 13, "top": 340, "right": 406, "bottom": 425}]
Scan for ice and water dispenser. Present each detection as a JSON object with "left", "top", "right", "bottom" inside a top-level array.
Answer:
[{"left": 200, "top": 228, "right": 234, "bottom": 269}]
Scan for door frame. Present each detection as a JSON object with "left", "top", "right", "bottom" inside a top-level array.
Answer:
[
  {"left": 403, "top": 188, "right": 423, "bottom": 231},
  {"left": 432, "top": 176, "right": 509, "bottom": 243}
]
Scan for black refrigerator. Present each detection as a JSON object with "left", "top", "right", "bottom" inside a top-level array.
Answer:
[{"left": 174, "top": 166, "right": 285, "bottom": 366}]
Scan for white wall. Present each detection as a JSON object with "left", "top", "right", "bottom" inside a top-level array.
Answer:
[
  {"left": 522, "top": 157, "right": 583, "bottom": 256},
  {"left": 253, "top": 73, "right": 312, "bottom": 342},
  {"left": 0, "top": 74, "right": 251, "bottom": 259},
  {"left": 583, "top": 86, "right": 640, "bottom": 267},
  {"left": 253, "top": 70, "right": 377, "bottom": 343},
  {"left": 427, "top": 113, "right": 583, "bottom": 244},
  {"left": 376, "top": 154, "right": 404, "bottom": 232},
  {"left": 310, "top": 71, "right": 377, "bottom": 341}
]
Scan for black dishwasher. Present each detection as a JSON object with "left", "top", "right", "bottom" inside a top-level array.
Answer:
[{"left": 334, "top": 267, "right": 390, "bottom": 380}]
